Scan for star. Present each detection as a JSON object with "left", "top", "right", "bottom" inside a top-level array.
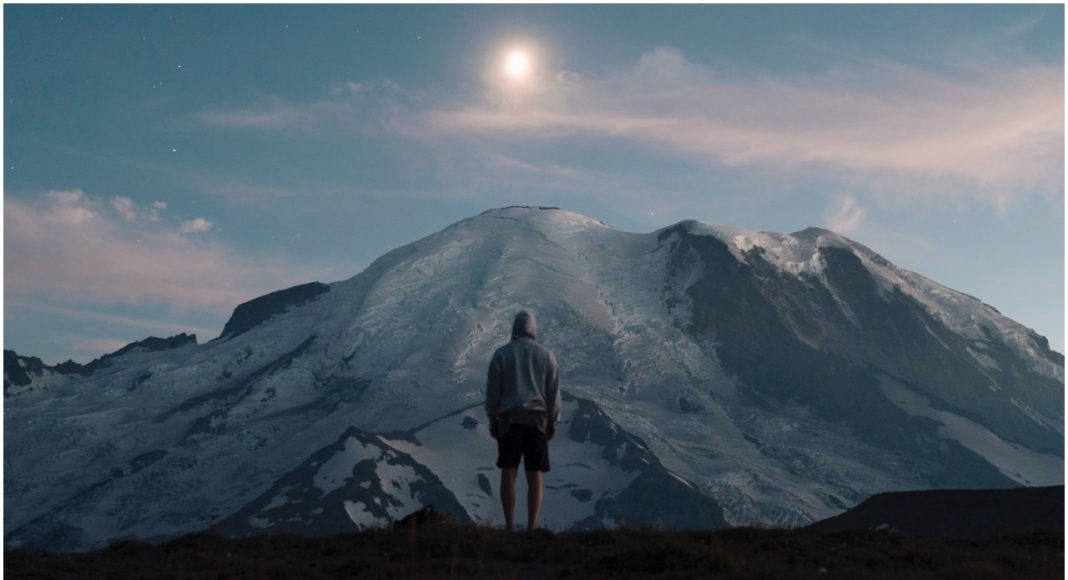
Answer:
[{"left": 171, "top": 148, "right": 177, "bottom": 153}]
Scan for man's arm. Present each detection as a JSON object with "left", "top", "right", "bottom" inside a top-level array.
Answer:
[
  {"left": 545, "top": 350, "right": 561, "bottom": 439},
  {"left": 485, "top": 350, "right": 503, "bottom": 439}
]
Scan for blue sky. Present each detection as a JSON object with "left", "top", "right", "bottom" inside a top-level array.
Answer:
[{"left": 4, "top": 4, "right": 1064, "bottom": 362}]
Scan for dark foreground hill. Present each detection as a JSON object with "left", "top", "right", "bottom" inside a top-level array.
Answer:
[
  {"left": 5, "top": 523, "right": 1061, "bottom": 580},
  {"left": 808, "top": 485, "right": 1064, "bottom": 539}
]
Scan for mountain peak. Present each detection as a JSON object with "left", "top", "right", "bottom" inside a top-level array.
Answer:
[
  {"left": 477, "top": 205, "right": 563, "bottom": 215},
  {"left": 659, "top": 220, "right": 850, "bottom": 276},
  {"left": 472, "top": 206, "right": 611, "bottom": 229}
]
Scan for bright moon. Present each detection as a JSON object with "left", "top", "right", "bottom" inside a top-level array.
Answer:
[{"left": 504, "top": 50, "right": 530, "bottom": 79}]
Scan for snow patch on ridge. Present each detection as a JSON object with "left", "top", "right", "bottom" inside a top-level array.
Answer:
[
  {"left": 966, "top": 346, "right": 1001, "bottom": 372},
  {"left": 314, "top": 436, "right": 381, "bottom": 495},
  {"left": 878, "top": 377, "right": 1062, "bottom": 486},
  {"left": 669, "top": 221, "right": 851, "bottom": 277},
  {"left": 381, "top": 401, "right": 644, "bottom": 530},
  {"left": 372, "top": 458, "right": 424, "bottom": 519},
  {"left": 343, "top": 500, "right": 378, "bottom": 528}
]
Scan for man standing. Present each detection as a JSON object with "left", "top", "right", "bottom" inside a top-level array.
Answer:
[{"left": 485, "top": 310, "right": 561, "bottom": 531}]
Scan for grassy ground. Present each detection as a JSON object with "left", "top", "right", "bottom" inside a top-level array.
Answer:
[{"left": 5, "top": 524, "right": 1063, "bottom": 579}]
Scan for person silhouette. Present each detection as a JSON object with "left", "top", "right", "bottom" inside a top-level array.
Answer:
[{"left": 484, "top": 310, "right": 561, "bottom": 531}]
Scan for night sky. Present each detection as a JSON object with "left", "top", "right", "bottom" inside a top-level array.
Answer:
[{"left": 4, "top": 4, "right": 1063, "bottom": 362}]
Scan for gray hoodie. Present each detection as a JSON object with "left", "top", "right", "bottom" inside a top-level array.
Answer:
[{"left": 484, "top": 311, "right": 561, "bottom": 435}]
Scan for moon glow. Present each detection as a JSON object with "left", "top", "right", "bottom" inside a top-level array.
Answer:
[{"left": 504, "top": 50, "right": 531, "bottom": 80}]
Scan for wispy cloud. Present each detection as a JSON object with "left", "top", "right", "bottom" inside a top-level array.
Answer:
[
  {"left": 193, "top": 179, "right": 306, "bottom": 205},
  {"left": 5, "top": 189, "right": 321, "bottom": 313},
  {"left": 475, "top": 152, "right": 621, "bottom": 191},
  {"left": 197, "top": 96, "right": 327, "bottom": 131},
  {"left": 824, "top": 194, "right": 866, "bottom": 235},
  {"left": 9, "top": 302, "right": 220, "bottom": 339},
  {"left": 425, "top": 47, "right": 1064, "bottom": 207},
  {"left": 195, "top": 80, "right": 416, "bottom": 133},
  {"left": 187, "top": 47, "right": 1062, "bottom": 216},
  {"left": 194, "top": 177, "right": 482, "bottom": 205}
]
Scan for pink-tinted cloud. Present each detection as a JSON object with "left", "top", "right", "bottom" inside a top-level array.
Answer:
[
  {"left": 111, "top": 195, "right": 138, "bottom": 220},
  {"left": 180, "top": 217, "right": 214, "bottom": 234},
  {"left": 111, "top": 195, "right": 166, "bottom": 222},
  {"left": 426, "top": 48, "right": 1064, "bottom": 207},
  {"left": 5, "top": 190, "right": 322, "bottom": 314}
]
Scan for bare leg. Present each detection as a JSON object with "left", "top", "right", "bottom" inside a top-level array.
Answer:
[
  {"left": 525, "top": 469, "right": 543, "bottom": 531},
  {"left": 500, "top": 468, "right": 518, "bottom": 531}
]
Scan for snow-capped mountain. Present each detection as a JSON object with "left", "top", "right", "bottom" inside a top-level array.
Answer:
[{"left": 5, "top": 206, "right": 1062, "bottom": 551}]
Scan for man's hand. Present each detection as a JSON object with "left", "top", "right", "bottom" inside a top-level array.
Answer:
[
  {"left": 546, "top": 422, "right": 556, "bottom": 441},
  {"left": 489, "top": 419, "right": 499, "bottom": 440}
]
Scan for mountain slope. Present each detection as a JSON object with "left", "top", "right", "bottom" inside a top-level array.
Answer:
[{"left": 5, "top": 206, "right": 1061, "bottom": 550}]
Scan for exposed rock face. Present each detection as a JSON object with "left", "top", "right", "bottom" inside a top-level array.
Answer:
[{"left": 217, "top": 282, "right": 330, "bottom": 340}]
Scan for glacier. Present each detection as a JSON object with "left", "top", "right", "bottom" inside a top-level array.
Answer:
[{"left": 5, "top": 206, "right": 1062, "bottom": 551}]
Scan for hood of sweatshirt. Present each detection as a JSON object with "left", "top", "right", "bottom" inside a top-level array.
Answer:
[{"left": 511, "top": 310, "right": 537, "bottom": 340}]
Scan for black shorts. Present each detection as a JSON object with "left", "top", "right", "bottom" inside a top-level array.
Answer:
[{"left": 496, "top": 424, "right": 550, "bottom": 472}]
